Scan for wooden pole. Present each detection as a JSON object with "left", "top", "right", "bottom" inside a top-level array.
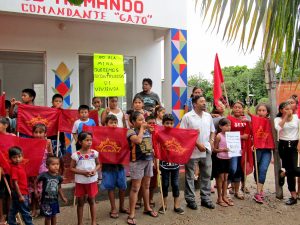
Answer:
[
  {"left": 244, "top": 152, "right": 247, "bottom": 190},
  {"left": 254, "top": 148, "right": 259, "bottom": 193},
  {"left": 156, "top": 159, "right": 165, "bottom": 214},
  {"left": 56, "top": 131, "right": 60, "bottom": 157},
  {"left": 222, "top": 83, "right": 229, "bottom": 107}
]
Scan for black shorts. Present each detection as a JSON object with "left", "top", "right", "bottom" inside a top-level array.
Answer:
[
  {"left": 0, "top": 175, "right": 10, "bottom": 199},
  {"left": 215, "top": 158, "right": 230, "bottom": 175}
]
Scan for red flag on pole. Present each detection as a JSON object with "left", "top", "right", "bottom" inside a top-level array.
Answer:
[
  {"left": 0, "top": 94, "right": 6, "bottom": 117},
  {"left": 89, "top": 110, "right": 100, "bottom": 126},
  {"left": 250, "top": 115, "right": 275, "bottom": 149},
  {"left": 0, "top": 134, "right": 47, "bottom": 176},
  {"left": 83, "top": 126, "right": 130, "bottom": 165},
  {"left": 214, "top": 54, "right": 224, "bottom": 106},
  {"left": 17, "top": 104, "right": 59, "bottom": 136},
  {"left": 152, "top": 126, "right": 199, "bottom": 164},
  {"left": 58, "top": 109, "right": 79, "bottom": 133}
]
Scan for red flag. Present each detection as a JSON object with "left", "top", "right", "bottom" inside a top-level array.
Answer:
[
  {"left": 83, "top": 126, "right": 130, "bottom": 165},
  {"left": 0, "top": 94, "right": 6, "bottom": 117},
  {"left": 58, "top": 109, "right": 79, "bottom": 133},
  {"left": 241, "top": 121, "right": 254, "bottom": 175},
  {"left": 250, "top": 115, "right": 275, "bottom": 149},
  {"left": 89, "top": 110, "right": 100, "bottom": 126},
  {"left": 0, "top": 134, "right": 47, "bottom": 177},
  {"left": 152, "top": 126, "right": 198, "bottom": 164},
  {"left": 17, "top": 104, "right": 59, "bottom": 136},
  {"left": 214, "top": 54, "right": 224, "bottom": 106},
  {"left": 0, "top": 151, "right": 11, "bottom": 174}
]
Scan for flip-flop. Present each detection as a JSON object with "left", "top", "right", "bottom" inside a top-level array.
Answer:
[
  {"left": 120, "top": 208, "right": 130, "bottom": 214},
  {"left": 127, "top": 216, "right": 136, "bottom": 225},
  {"left": 216, "top": 201, "right": 228, "bottom": 207},
  {"left": 234, "top": 193, "right": 245, "bottom": 200},
  {"left": 143, "top": 210, "right": 159, "bottom": 218},
  {"left": 223, "top": 198, "right": 234, "bottom": 206},
  {"left": 110, "top": 211, "right": 119, "bottom": 219}
]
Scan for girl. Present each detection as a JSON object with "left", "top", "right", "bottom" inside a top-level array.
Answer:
[
  {"left": 227, "top": 101, "right": 250, "bottom": 200},
  {"left": 184, "top": 87, "right": 202, "bottom": 113},
  {"left": 249, "top": 103, "right": 274, "bottom": 204},
  {"left": 127, "top": 96, "right": 150, "bottom": 128},
  {"left": 127, "top": 111, "right": 158, "bottom": 225},
  {"left": 214, "top": 118, "right": 234, "bottom": 207},
  {"left": 154, "top": 106, "right": 165, "bottom": 126},
  {"left": 31, "top": 123, "right": 53, "bottom": 218},
  {"left": 101, "top": 97, "right": 126, "bottom": 128},
  {"left": 275, "top": 102, "right": 300, "bottom": 205},
  {"left": 70, "top": 132, "right": 100, "bottom": 225}
]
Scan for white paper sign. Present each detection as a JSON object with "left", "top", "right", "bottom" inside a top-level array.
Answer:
[{"left": 225, "top": 131, "right": 241, "bottom": 157}]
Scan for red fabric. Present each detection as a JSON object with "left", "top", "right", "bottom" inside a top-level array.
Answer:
[
  {"left": 214, "top": 54, "right": 224, "bottom": 106},
  {"left": 58, "top": 109, "right": 79, "bottom": 133},
  {"left": 0, "top": 151, "right": 10, "bottom": 174},
  {"left": 89, "top": 110, "right": 99, "bottom": 126},
  {"left": 0, "top": 94, "right": 6, "bottom": 117},
  {"left": 74, "top": 182, "right": 98, "bottom": 197},
  {"left": 0, "top": 134, "right": 47, "bottom": 177},
  {"left": 83, "top": 126, "right": 130, "bottom": 165},
  {"left": 297, "top": 104, "right": 300, "bottom": 119},
  {"left": 250, "top": 115, "right": 275, "bottom": 149},
  {"left": 17, "top": 104, "right": 59, "bottom": 136},
  {"left": 152, "top": 126, "right": 198, "bottom": 164},
  {"left": 10, "top": 164, "right": 29, "bottom": 195}
]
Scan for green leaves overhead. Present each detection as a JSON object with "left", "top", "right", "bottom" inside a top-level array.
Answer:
[
  {"left": 67, "top": 0, "right": 84, "bottom": 6},
  {"left": 198, "top": 0, "right": 300, "bottom": 79}
]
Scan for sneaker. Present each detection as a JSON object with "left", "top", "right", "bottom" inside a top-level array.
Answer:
[
  {"left": 186, "top": 202, "right": 198, "bottom": 210},
  {"left": 260, "top": 191, "right": 265, "bottom": 200},
  {"left": 286, "top": 197, "right": 297, "bottom": 205},
  {"left": 253, "top": 193, "right": 264, "bottom": 204},
  {"left": 174, "top": 207, "right": 184, "bottom": 215},
  {"left": 158, "top": 206, "right": 167, "bottom": 214}
]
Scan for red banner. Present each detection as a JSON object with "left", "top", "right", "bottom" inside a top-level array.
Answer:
[
  {"left": 152, "top": 126, "right": 198, "bottom": 164},
  {"left": 83, "top": 126, "right": 130, "bottom": 165},
  {"left": 250, "top": 115, "right": 275, "bottom": 149},
  {"left": 17, "top": 104, "right": 59, "bottom": 136},
  {"left": 0, "top": 94, "right": 6, "bottom": 117},
  {"left": 0, "top": 134, "right": 47, "bottom": 177},
  {"left": 89, "top": 110, "right": 100, "bottom": 126},
  {"left": 58, "top": 109, "right": 79, "bottom": 133}
]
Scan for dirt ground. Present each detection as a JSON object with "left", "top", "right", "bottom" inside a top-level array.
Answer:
[{"left": 33, "top": 164, "right": 300, "bottom": 225}]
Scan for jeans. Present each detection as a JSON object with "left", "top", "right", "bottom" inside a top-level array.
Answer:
[
  {"left": 161, "top": 168, "right": 179, "bottom": 198},
  {"left": 185, "top": 152, "right": 212, "bottom": 203},
  {"left": 8, "top": 192, "right": 33, "bottom": 225},
  {"left": 254, "top": 149, "right": 272, "bottom": 184},
  {"left": 228, "top": 156, "right": 242, "bottom": 183}
]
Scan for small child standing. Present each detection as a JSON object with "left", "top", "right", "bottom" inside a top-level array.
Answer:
[
  {"left": 213, "top": 118, "right": 234, "bottom": 207},
  {"left": 158, "top": 114, "right": 184, "bottom": 215},
  {"left": 70, "top": 132, "right": 100, "bottom": 225},
  {"left": 101, "top": 97, "right": 126, "bottom": 128},
  {"left": 92, "top": 97, "right": 105, "bottom": 125},
  {"left": 8, "top": 146, "right": 33, "bottom": 225},
  {"left": 154, "top": 106, "right": 165, "bottom": 126},
  {"left": 35, "top": 156, "right": 67, "bottom": 225},
  {"left": 72, "top": 105, "right": 96, "bottom": 143},
  {"left": 100, "top": 114, "right": 128, "bottom": 219}
]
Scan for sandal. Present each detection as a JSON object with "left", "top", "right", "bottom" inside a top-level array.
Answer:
[
  {"left": 143, "top": 210, "right": 159, "bottom": 218},
  {"left": 234, "top": 193, "right": 245, "bottom": 200},
  {"left": 110, "top": 211, "right": 119, "bottom": 219},
  {"left": 120, "top": 208, "right": 130, "bottom": 214},
  {"left": 223, "top": 198, "right": 234, "bottom": 206},
  {"left": 127, "top": 216, "right": 136, "bottom": 225},
  {"left": 241, "top": 186, "right": 250, "bottom": 194},
  {"left": 216, "top": 201, "right": 228, "bottom": 207},
  {"left": 135, "top": 202, "right": 142, "bottom": 210}
]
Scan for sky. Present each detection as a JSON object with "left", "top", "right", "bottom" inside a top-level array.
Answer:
[{"left": 187, "top": 0, "right": 263, "bottom": 81}]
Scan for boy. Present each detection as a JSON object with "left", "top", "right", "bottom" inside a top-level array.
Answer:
[
  {"left": 10, "top": 88, "right": 36, "bottom": 118},
  {"left": 72, "top": 105, "right": 96, "bottom": 143},
  {"left": 100, "top": 114, "right": 128, "bottom": 218},
  {"left": 8, "top": 146, "right": 33, "bottom": 225},
  {"left": 35, "top": 156, "right": 67, "bottom": 225},
  {"left": 158, "top": 114, "right": 184, "bottom": 215},
  {"left": 92, "top": 97, "right": 105, "bottom": 125}
]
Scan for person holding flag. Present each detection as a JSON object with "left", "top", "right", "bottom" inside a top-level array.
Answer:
[{"left": 180, "top": 95, "right": 215, "bottom": 210}]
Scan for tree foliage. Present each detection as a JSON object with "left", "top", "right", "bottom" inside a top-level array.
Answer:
[{"left": 188, "top": 75, "right": 213, "bottom": 103}]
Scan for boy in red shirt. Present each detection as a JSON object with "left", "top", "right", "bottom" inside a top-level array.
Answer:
[{"left": 7, "top": 146, "right": 33, "bottom": 225}]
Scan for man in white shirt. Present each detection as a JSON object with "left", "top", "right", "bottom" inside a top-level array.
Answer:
[{"left": 180, "top": 95, "right": 215, "bottom": 209}]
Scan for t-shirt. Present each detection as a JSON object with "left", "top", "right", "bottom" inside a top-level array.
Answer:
[
  {"left": 184, "top": 97, "right": 193, "bottom": 112},
  {"left": 135, "top": 92, "right": 161, "bottom": 112},
  {"left": 127, "top": 128, "right": 153, "bottom": 161},
  {"left": 72, "top": 118, "right": 96, "bottom": 134},
  {"left": 10, "top": 164, "right": 28, "bottom": 195},
  {"left": 37, "top": 172, "right": 63, "bottom": 203},
  {"left": 274, "top": 114, "right": 299, "bottom": 141},
  {"left": 71, "top": 150, "right": 99, "bottom": 184}
]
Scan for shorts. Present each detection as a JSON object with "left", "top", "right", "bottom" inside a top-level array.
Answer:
[
  {"left": 0, "top": 175, "right": 10, "bottom": 198},
  {"left": 215, "top": 157, "right": 230, "bottom": 175},
  {"left": 130, "top": 160, "right": 153, "bottom": 180},
  {"left": 100, "top": 169, "right": 127, "bottom": 191},
  {"left": 75, "top": 182, "right": 98, "bottom": 198},
  {"left": 40, "top": 202, "right": 60, "bottom": 217}
]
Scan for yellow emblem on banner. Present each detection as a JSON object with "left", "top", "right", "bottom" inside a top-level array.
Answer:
[
  {"left": 163, "top": 138, "right": 185, "bottom": 154},
  {"left": 95, "top": 138, "right": 121, "bottom": 153},
  {"left": 94, "top": 53, "right": 125, "bottom": 97}
]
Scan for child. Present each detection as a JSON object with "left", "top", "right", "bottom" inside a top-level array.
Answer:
[
  {"left": 100, "top": 114, "right": 128, "bottom": 218},
  {"left": 227, "top": 101, "right": 250, "bottom": 200},
  {"left": 101, "top": 97, "right": 126, "bottom": 128},
  {"left": 70, "top": 132, "right": 100, "bottom": 225},
  {"left": 154, "top": 106, "right": 165, "bottom": 126},
  {"left": 184, "top": 87, "right": 203, "bottom": 113},
  {"left": 72, "top": 105, "right": 96, "bottom": 143},
  {"left": 275, "top": 101, "right": 300, "bottom": 205},
  {"left": 92, "top": 97, "right": 105, "bottom": 125},
  {"left": 30, "top": 123, "right": 53, "bottom": 217},
  {"left": 5, "top": 100, "right": 16, "bottom": 133},
  {"left": 127, "top": 96, "right": 150, "bottom": 128},
  {"left": 10, "top": 88, "right": 36, "bottom": 118},
  {"left": 7, "top": 146, "right": 33, "bottom": 225},
  {"left": 127, "top": 111, "right": 158, "bottom": 225},
  {"left": 213, "top": 118, "right": 234, "bottom": 207},
  {"left": 158, "top": 114, "right": 184, "bottom": 214},
  {"left": 35, "top": 156, "right": 67, "bottom": 225}
]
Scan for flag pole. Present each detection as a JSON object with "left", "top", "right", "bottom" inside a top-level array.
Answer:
[
  {"left": 244, "top": 151, "right": 247, "bottom": 193},
  {"left": 222, "top": 83, "right": 229, "bottom": 107},
  {"left": 156, "top": 159, "right": 165, "bottom": 214},
  {"left": 56, "top": 131, "right": 60, "bottom": 157},
  {"left": 254, "top": 148, "right": 259, "bottom": 193}
]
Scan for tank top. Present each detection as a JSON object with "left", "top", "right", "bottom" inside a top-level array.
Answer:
[
  {"left": 217, "top": 133, "right": 230, "bottom": 159},
  {"left": 109, "top": 109, "right": 124, "bottom": 128}
]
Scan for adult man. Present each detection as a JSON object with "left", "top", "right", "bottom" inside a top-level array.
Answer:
[
  {"left": 134, "top": 78, "right": 161, "bottom": 113},
  {"left": 180, "top": 95, "right": 215, "bottom": 209}
]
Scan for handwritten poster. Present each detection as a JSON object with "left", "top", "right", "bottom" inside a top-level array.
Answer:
[
  {"left": 93, "top": 53, "right": 125, "bottom": 97},
  {"left": 225, "top": 131, "right": 241, "bottom": 157}
]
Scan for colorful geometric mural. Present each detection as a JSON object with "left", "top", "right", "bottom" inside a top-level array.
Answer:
[{"left": 171, "top": 29, "right": 187, "bottom": 126}]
